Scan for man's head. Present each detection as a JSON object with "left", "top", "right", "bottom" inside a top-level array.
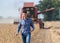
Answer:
[{"left": 22, "top": 12, "right": 28, "bottom": 20}]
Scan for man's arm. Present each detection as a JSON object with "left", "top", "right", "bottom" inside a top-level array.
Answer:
[
  {"left": 16, "top": 21, "right": 22, "bottom": 36},
  {"left": 30, "top": 20, "right": 35, "bottom": 32},
  {"left": 17, "top": 23, "right": 22, "bottom": 33}
]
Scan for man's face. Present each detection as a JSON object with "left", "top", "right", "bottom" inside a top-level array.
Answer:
[{"left": 23, "top": 13, "right": 27, "bottom": 19}]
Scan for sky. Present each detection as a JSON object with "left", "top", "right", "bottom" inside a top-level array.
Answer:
[{"left": 0, "top": 0, "right": 40, "bottom": 18}]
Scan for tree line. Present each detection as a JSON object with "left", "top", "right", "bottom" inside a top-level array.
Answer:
[{"left": 35, "top": 0, "right": 60, "bottom": 21}]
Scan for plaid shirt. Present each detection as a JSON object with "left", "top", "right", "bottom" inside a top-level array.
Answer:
[{"left": 17, "top": 18, "right": 34, "bottom": 34}]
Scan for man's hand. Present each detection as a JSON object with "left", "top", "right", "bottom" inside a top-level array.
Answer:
[
  {"left": 16, "top": 33, "right": 19, "bottom": 36},
  {"left": 16, "top": 33, "right": 20, "bottom": 38},
  {"left": 31, "top": 29, "right": 34, "bottom": 32}
]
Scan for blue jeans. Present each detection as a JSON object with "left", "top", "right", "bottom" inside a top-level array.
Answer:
[{"left": 21, "top": 33, "right": 31, "bottom": 43}]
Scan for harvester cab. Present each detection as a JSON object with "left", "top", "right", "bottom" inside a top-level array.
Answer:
[{"left": 21, "top": 2, "right": 37, "bottom": 21}]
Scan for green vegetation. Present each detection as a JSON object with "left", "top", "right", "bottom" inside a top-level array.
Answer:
[{"left": 36, "top": 0, "right": 60, "bottom": 21}]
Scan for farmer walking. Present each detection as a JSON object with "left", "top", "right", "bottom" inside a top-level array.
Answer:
[{"left": 16, "top": 12, "right": 34, "bottom": 43}]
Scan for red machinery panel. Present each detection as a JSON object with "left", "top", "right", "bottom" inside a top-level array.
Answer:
[{"left": 23, "top": 2, "right": 34, "bottom": 7}]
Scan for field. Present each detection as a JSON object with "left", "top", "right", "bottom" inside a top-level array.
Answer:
[{"left": 0, "top": 21, "right": 60, "bottom": 43}]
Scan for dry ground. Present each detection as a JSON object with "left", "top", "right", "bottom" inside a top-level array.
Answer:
[{"left": 0, "top": 21, "right": 60, "bottom": 43}]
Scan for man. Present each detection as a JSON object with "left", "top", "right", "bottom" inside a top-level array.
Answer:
[{"left": 16, "top": 12, "right": 34, "bottom": 43}]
